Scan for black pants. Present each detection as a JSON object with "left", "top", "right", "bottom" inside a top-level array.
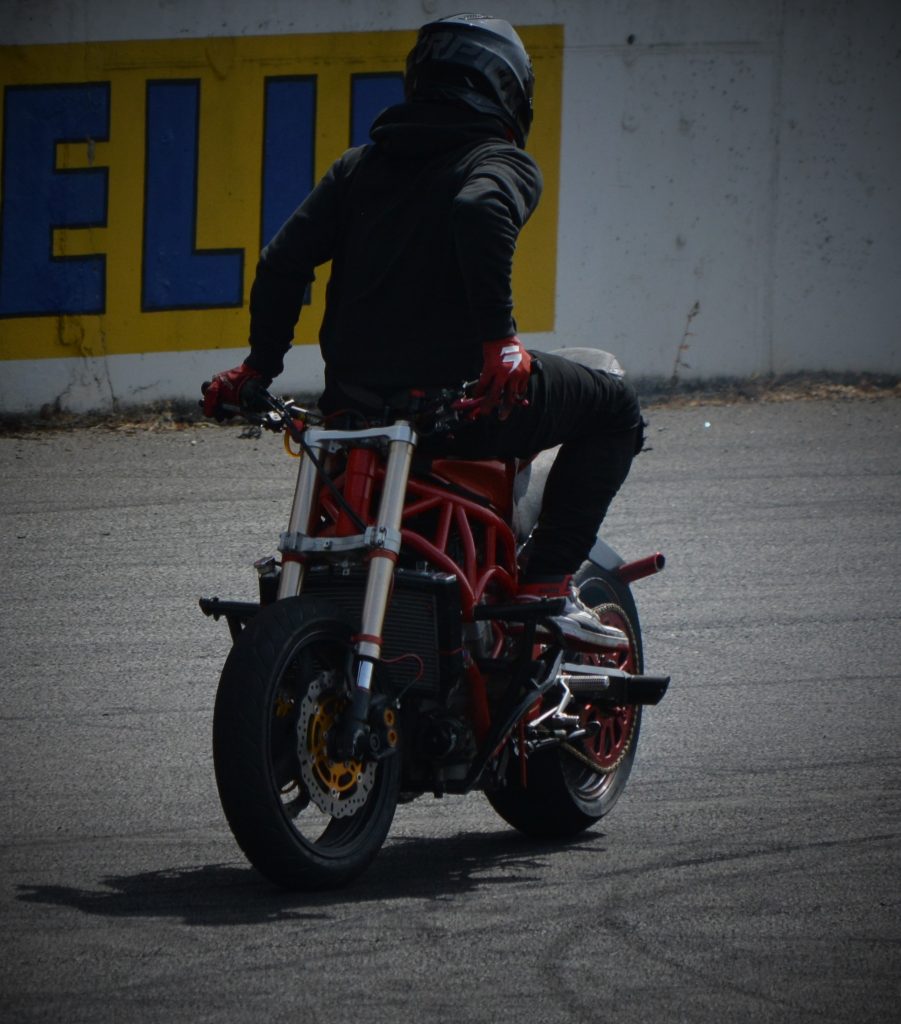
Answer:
[{"left": 424, "top": 350, "right": 644, "bottom": 577}]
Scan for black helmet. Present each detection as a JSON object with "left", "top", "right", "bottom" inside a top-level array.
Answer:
[{"left": 405, "top": 13, "right": 535, "bottom": 146}]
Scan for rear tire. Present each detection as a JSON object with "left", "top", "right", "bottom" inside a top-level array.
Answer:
[
  {"left": 487, "top": 567, "right": 643, "bottom": 838},
  {"left": 212, "top": 597, "right": 400, "bottom": 890}
]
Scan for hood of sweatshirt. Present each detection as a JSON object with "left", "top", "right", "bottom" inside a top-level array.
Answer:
[{"left": 369, "top": 101, "right": 511, "bottom": 158}]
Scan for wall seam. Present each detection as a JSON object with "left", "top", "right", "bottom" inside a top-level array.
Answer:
[{"left": 764, "top": 0, "right": 787, "bottom": 377}]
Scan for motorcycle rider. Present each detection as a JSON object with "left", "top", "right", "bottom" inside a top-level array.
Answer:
[{"left": 202, "top": 13, "right": 644, "bottom": 633}]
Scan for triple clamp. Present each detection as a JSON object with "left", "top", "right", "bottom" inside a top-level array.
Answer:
[{"left": 279, "top": 525, "right": 402, "bottom": 557}]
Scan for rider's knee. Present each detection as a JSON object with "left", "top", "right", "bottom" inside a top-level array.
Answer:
[
  {"left": 587, "top": 374, "right": 645, "bottom": 454},
  {"left": 604, "top": 374, "right": 642, "bottom": 432}
]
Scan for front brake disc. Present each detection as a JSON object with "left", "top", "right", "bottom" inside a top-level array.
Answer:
[{"left": 297, "top": 673, "right": 377, "bottom": 818}]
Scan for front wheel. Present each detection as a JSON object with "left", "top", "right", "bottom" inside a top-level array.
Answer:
[
  {"left": 487, "top": 569, "right": 643, "bottom": 838},
  {"left": 212, "top": 597, "right": 400, "bottom": 890}
]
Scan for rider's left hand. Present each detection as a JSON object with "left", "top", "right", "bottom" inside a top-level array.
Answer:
[
  {"left": 474, "top": 336, "right": 532, "bottom": 420},
  {"left": 201, "top": 363, "right": 268, "bottom": 420}
]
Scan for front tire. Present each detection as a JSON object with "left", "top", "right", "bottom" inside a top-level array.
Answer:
[{"left": 212, "top": 597, "right": 400, "bottom": 890}]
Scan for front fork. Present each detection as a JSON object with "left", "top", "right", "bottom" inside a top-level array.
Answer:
[{"left": 277, "top": 422, "right": 416, "bottom": 759}]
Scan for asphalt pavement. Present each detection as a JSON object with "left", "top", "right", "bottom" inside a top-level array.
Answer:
[{"left": 1, "top": 394, "right": 898, "bottom": 1023}]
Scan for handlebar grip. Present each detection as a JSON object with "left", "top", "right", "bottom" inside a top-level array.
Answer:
[{"left": 240, "top": 377, "right": 271, "bottom": 413}]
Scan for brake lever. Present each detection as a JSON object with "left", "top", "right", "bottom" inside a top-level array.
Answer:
[{"left": 452, "top": 396, "right": 483, "bottom": 416}]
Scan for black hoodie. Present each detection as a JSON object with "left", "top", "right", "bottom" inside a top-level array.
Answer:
[{"left": 245, "top": 101, "right": 543, "bottom": 396}]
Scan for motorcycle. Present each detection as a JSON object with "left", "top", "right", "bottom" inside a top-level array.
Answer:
[{"left": 201, "top": 349, "right": 669, "bottom": 890}]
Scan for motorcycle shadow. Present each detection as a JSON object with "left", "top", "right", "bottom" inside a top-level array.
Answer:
[{"left": 16, "top": 828, "right": 607, "bottom": 927}]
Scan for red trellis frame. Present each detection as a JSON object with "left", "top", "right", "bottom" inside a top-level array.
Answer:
[
  {"left": 315, "top": 452, "right": 520, "bottom": 620},
  {"left": 314, "top": 452, "right": 520, "bottom": 742}
]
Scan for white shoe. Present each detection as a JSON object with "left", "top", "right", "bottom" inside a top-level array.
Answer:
[{"left": 517, "top": 578, "right": 627, "bottom": 642}]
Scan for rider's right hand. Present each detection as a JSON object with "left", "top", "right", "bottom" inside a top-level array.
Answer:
[
  {"left": 473, "top": 336, "right": 532, "bottom": 421},
  {"left": 201, "top": 363, "right": 268, "bottom": 421}
]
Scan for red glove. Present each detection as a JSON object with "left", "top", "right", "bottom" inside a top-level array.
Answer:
[
  {"left": 474, "top": 336, "right": 532, "bottom": 419},
  {"left": 201, "top": 363, "right": 266, "bottom": 420}
]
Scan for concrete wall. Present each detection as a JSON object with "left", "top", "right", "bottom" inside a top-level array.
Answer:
[{"left": 1, "top": 0, "right": 898, "bottom": 413}]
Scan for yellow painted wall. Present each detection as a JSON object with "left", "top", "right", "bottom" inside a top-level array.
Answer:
[{"left": 0, "top": 27, "right": 561, "bottom": 363}]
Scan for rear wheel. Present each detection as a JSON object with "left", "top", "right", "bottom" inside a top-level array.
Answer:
[
  {"left": 487, "top": 570, "right": 643, "bottom": 838},
  {"left": 212, "top": 597, "right": 400, "bottom": 890}
]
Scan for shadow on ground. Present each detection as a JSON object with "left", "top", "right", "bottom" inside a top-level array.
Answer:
[{"left": 16, "top": 829, "right": 606, "bottom": 926}]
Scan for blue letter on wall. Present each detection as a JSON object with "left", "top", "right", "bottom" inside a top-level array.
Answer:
[
  {"left": 142, "top": 80, "right": 243, "bottom": 311},
  {"left": 261, "top": 77, "right": 316, "bottom": 249},
  {"left": 350, "top": 74, "right": 405, "bottom": 147},
  {"left": 0, "top": 83, "right": 109, "bottom": 318}
]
